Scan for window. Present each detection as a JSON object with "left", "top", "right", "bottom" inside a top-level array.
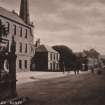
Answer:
[
  {"left": 50, "top": 53, "right": 52, "bottom": 60},
  {"left": 13, "top": 25, "right": 16, "bottom": 35},
  {"left": 24, "top": 60, "right": 27, "bottom": 69},
  {"left": 19, "top": 42, "right": 22, "bottom": 53},
  {"left": 25, "top": 44, "right": 27, "bottom": 53},
  {"left": 54, "top": 54, "right": 56, "bottom": 60},
  {"left": 20, "top": 27, "right": 22, "bottom": 37},
  {"left": 58, "top": 54, "right": 60, "bottom": 60},
  {"left": 53, "top": 63, "right": 55, "bottom": 70},
  {"left": 50, "top": 63, "right": 52, "bottom": 70},
  {"left": 57, "top": 54, "right": 59, "bottom": 60},
  {"left": 6, "top": 22, "right": 10, "bottom": 33},
  {"left": 19, "top": 60, "right": 22, "bottom": 69},
  {"left": 25, "top": 29, "right": 27, "bottom": 38},
  {"left": 57, "top": 64, "right": 59, "bottom": 69}
]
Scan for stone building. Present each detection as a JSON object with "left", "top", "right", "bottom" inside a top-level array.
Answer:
[
  {"left": 32, "top": 45, "right": 60, "bottom": 71},
  {"left": 0, "top": 0, "right": 34, "bottom": 72}
]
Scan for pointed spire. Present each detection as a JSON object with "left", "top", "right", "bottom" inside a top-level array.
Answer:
[{"left": 19, "top": 0, "right": 30, "bottom": 24}]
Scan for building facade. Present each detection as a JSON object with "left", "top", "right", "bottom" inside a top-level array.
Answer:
[
  {"left": 0, "top": 0, "right": 34, "bottom": 72},
  {"left": 33, "top": 45, "right": 60, "bottom": 71}
]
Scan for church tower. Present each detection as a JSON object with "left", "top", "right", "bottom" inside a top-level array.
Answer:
[{"left": 19, "top": 0, "right": 30, "bottom": 24}]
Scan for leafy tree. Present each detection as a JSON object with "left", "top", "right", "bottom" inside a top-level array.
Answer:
[
  {"left": 83, "top": 49, "right": 100, "bottom": 58},
  {"left": 52, "top": 45, "right": 76, "bottom": 71},
  {"left": 75, "top": 52, "right": 88, "bottom": 71}
]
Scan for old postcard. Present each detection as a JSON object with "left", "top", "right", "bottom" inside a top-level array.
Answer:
[{"left": 0, "top": 0, "right": 105, "bottom": 105}]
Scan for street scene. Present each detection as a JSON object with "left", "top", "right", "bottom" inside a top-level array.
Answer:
[{"left": 0, "top": 0, "right": 105, "bottom": 105}]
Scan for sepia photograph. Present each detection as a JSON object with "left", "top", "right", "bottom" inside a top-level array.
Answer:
[{"left": 0, "top": 0, "right": 105, "bottom": 105}]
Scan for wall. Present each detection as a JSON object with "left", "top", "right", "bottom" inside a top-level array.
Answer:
[
  {"left": 35, "top": 52, "right": 48, "bottom": 71},
  {"left": 48, "top": 52, "right": 60, "bottom": 71}
]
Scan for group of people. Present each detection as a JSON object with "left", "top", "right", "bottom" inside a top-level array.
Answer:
[
  {"left": 62, "top": 63, "right": 103, "bottom": 75},
  {"left": 61, "top": 63, "right": 88, "bottom": 75}
]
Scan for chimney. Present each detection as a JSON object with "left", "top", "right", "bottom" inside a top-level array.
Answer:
[{"left": 19, "top": 0, "right": 30, "bottom": 24}]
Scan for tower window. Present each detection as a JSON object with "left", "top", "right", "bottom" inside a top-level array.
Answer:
[
  {"left": 19, "top": 42, "right": 22, "bottom": 53},
  {"left": 19, "top": 60, "right": 22, "bottom": 69}
]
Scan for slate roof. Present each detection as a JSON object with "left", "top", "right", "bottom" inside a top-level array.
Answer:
[
  {"left": 36, "top": 45, "right": 59, "bottom": 53},
  {"left": 0, "top": 7, "right": 28, "bottom": 26}
]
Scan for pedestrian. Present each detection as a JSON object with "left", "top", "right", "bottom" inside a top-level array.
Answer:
[
  {"left": 91, "top": 66, "right": 94, "bottom": 73},
  {"left": 77, "top": 69, "right": 79, "bottom": 75},
  {"left": 74, "top": 66, "right": 77, "bottom": 75},
  {"left": 74, "top": 62, "right": 80, "bottom": 75}
]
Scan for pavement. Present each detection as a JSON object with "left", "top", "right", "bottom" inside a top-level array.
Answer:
[{"left": 16, "top": 70, "right": 90, "bottom": 84}]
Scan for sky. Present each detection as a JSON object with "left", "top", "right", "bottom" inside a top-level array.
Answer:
[{"left": 0, "top": 0, "right": 105, "bottom": 54}]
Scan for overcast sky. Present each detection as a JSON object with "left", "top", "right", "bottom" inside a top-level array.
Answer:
[{"left": 0, "top": 0, "right": 105, "bottom": 54}]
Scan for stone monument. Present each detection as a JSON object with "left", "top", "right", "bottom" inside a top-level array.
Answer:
[{"left": 0, "top": 36, "right": 17, "bottom": 100}]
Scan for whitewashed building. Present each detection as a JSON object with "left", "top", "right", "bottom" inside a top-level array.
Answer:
[{"left": 33, "top": 45, "right": 60, "bottom": 71}]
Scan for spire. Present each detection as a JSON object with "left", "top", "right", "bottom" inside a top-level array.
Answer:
[{"left": 19, "top": 0, "right": 30, "bottom": 24}]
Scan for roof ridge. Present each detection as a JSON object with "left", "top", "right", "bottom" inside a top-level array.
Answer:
[{"left": 36, "top": 44, "right": 58, "bottom": 53}]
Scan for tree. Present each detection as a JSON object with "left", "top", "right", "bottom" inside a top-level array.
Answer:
[
  {"left": 83, "top": 49, "right": 100, "bottom": 58},
  {"left": 52, "top": 45, "right": 76, "bottom": 71},
  {"left": 75, "top": 52, "right": 88, "bottom": 71},
  {"left": 83, "top": 49, "right": 100, "bottom": 72}
]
